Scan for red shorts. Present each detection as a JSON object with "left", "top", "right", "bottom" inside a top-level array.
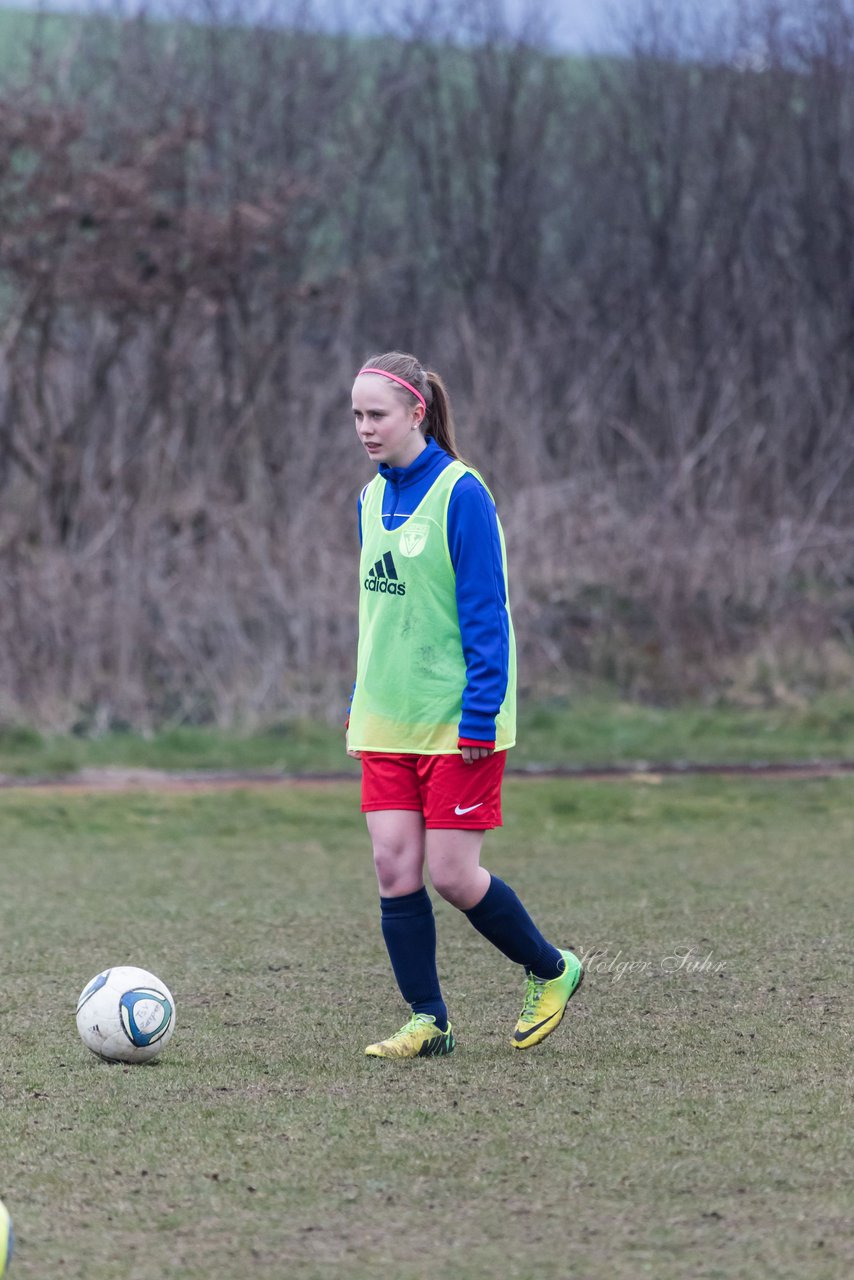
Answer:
[{"left": 360, "top": 751, "right": 507, "bottom": 829}]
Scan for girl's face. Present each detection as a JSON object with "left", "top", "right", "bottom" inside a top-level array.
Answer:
[{"left": 352, "top": 374, "right": 426, "bottom": 469}]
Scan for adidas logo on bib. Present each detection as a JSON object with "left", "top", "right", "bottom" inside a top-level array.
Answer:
[{"left": 365, "top": 550, "right": 407, "bottom": 596}]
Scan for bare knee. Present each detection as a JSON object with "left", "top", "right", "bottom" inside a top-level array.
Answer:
[
  {"left": 430, "top": 860, "right": 490, "bottom": 910},
  {"left": 372, "top": 841, "right": 422, "bottom": 896},
  {"left": 430, "top": 864, "right": 466, "bottom": 907},
  {"left": 366, "top": 810, "right": 425, "bottom": 897},
  {"left": 426, "top": 829, "right": 489, "bottom": 909},
  {"left": 367, "top": 813, "right": 425, "bottom": 897}
]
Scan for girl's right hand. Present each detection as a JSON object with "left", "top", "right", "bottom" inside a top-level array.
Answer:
[{"left": 345, "top": 728, "right": 361, "bottom": 759}]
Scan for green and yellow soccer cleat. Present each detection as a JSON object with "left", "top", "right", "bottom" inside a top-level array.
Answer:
[
  {"left": 511, "top": 949, "right": 584, "bottom": 1050},
  {"left": 365, "top": 1013, "right": 455, "bottom": 1060}
]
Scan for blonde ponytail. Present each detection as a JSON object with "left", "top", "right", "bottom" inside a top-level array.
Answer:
[{"left": 423, "top": 370, "right": 460, "bottom": 459}]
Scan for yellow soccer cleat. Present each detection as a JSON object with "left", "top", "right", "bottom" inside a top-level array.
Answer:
[
  {"left": 0, "top": 1196, "right": 13, "bottom": 1278},
  {"left": 511, "top": 949, "right": 584, "bottom": 1050},
  {"left": 365, "top": 1012, "right": 455, "bottom": 1060}
]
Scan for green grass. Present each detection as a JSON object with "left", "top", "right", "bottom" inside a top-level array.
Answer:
[
  {"left": 0, "top": 720, "right": 363, "bottom": 778},
  {"left": 513, "top": 694, "right": 854, "bottom": 767},
  {"left": 2, "top": 696, "right": 854, "bottom": 777},
  {"left": 1, "top": 776, "right": 852, "bottom": 1278}
]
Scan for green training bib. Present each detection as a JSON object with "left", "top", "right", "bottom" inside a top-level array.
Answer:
[{"left": 348, "top": 460, "right": 517, "bottom": 754}]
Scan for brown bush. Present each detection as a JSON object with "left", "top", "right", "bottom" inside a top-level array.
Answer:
[{"left": 1, "top": 0, "right": 852, "bottom": 729}]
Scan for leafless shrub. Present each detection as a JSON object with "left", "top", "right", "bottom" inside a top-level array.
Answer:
[{"left": 1, "top": 0, "right": 853, "bottom": 730}]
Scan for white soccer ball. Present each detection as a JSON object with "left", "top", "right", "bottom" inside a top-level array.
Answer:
[{"left": 76, "top": 966, "right": 176, "bottom": 1064}]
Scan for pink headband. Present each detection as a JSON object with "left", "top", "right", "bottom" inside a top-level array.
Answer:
[{"left": 359, "top": 367, "right": 427, "bottom": 412}]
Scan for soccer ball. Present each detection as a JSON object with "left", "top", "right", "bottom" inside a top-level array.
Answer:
[
  {"left": 76, "top": 966, "right": 176, "bottom": 1064},
  {"left": 0, "top": 1197, "right": 12, "bottom": 1276}
]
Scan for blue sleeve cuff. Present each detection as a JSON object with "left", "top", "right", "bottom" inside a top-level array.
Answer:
[{"left": 458, "top": 709, "right": 501, "bottom": 741}]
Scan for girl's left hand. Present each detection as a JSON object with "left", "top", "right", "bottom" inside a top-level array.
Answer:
[{"left": 461, "top": 745, "right": 493, "bottom": 764}]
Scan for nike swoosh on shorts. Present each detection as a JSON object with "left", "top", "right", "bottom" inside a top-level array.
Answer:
[{"left": 454, "top": 802, "right": 484, "bottom": 815}]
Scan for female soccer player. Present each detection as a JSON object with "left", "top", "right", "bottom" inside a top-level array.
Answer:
[{"left": 347, "top": 351, "right": 583, "bottom": 1059}]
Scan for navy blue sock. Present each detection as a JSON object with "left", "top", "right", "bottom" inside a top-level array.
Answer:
[
  {"left": 464, "top": 875, "right": 563, "bottom": 978},
  {"left": 380, "top": 888, "right": 448, "bottom": 1030}
]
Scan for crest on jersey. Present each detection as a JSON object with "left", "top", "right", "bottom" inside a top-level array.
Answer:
[{"left": 399, "top": 519, "right": 430, "bottom": 558}]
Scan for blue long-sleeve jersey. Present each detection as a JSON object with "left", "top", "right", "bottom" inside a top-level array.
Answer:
[{"left": 352, "top": 437, "right": 511, "bottom": 746}]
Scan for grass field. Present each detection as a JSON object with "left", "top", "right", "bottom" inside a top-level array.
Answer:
[
  {"left": 1, "top": 775, "right": 851, "bottom": 1278},
  {"left": 3, "top": 695, "right": 854, "bottom": 778}
]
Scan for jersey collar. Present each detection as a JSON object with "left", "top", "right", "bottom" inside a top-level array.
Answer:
[{"left": 378, "top": 436, "right": 449, "bottom": 488}]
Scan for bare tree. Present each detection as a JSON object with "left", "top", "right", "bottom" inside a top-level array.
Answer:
[{"left": 1, "top": 0, "right": 853, "bottom": 729}]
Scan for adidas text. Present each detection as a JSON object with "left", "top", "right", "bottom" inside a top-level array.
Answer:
[{"left": 364, "top": 577, "right": 406, "bottom": 596}]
